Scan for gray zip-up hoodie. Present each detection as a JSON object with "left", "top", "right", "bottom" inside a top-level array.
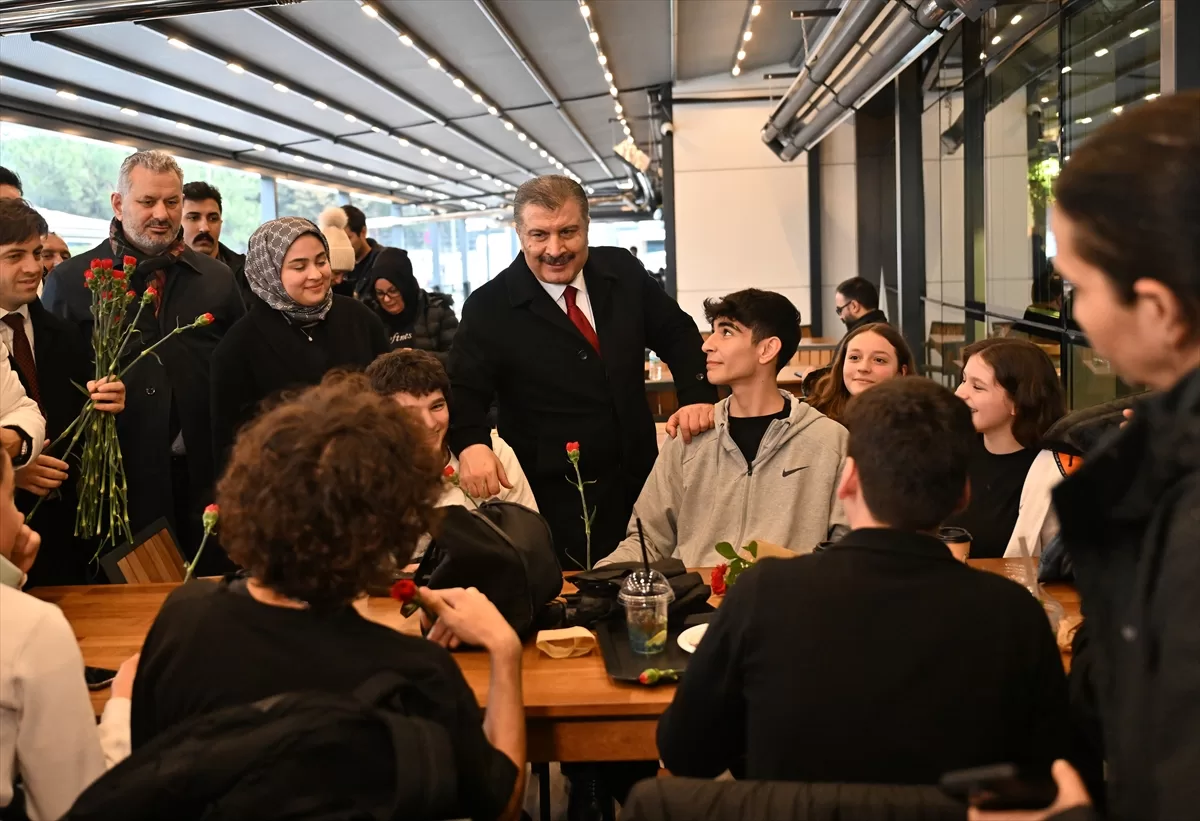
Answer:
[{"left": 599, "top": 391, "right": 849, "bottom": 568}]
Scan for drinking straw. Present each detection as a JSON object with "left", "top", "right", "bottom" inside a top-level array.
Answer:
[{"left": 636, "top": 517, "right": 651, "bottom": 574}]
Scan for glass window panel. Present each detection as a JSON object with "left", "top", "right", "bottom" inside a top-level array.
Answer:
[{"left": 276, "top": 179, "right": 339, "bottom": 222}]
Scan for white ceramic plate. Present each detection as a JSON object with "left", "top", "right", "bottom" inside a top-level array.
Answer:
[{"left": 677, "top": 623, "right": 708, "bottom": 654}]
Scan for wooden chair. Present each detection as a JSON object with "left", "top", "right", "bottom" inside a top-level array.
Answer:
[{"left": 100, "top": 518, "right": 187, "bottom": 584}]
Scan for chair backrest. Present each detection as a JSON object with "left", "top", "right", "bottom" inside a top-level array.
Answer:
[{"left": 99, "top": 518, "right": 186, "bottom": 584}]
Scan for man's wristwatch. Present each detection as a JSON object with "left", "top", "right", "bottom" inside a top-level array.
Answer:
[{"left": 2, "top": 426, "right": 33, "bottom": 467}]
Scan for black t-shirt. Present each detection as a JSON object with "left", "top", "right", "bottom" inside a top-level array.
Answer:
[
  {"left": 946, "top": 438, "right": 1039, "bottom": 558},
  {"left": 727, "top": 398, "right": 791, "bottom": 468},
  {"left": 657, "top": 528, "right": 1069, "bottom": 783},
  {"left": 131, "top": 580, "right": 517, "bottom": 820}
]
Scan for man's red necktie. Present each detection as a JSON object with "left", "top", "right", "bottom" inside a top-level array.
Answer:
[
  {"left": 2, "top": 313, "right": 41, "bottom": 409},
  {"left": 564, "top": 285, "right": 601, "bottom": 356}
]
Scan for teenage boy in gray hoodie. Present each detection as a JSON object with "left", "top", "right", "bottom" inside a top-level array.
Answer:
[{"left": 598, "top": 289, "right": 848, "bottom": 568}]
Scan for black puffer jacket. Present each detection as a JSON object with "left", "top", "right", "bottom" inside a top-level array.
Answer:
[
  {"left": 1051, "top": 366, "right": 1200, "bottom": 821},
  {"left": 370, "top": 248, "right": 458, "bottom": 365}
]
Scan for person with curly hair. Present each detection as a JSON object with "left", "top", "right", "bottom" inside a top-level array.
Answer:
[{"left": 130, "top": 375, "right": 526, "bottom": 820}]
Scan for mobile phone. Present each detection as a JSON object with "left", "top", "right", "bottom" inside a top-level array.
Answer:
[
  {"left": 84, "top": 666, "right": 118, "bottom": 691},
  {"left": 940, "top": 763, "right": 1058, "bottom": 810}
]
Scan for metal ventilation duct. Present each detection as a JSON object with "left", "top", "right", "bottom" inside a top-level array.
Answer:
[
  {"left": 0, "top": 0, "right": 304, "bottom": 36},
  {"left": 762, "top": 0, "right": 996, "bottom": 161}
]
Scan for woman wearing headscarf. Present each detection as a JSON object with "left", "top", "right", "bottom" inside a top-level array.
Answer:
[
  {"left": 211, "top": 217, "right": 390, "bottom": 473},
  {"left": 370, "top": 250, "right": 458, "bottom": 365}
]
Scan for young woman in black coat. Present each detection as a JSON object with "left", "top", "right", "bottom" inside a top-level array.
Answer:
[
  {"left": 211, "top": 217, "right": 389, "bottom": 472},
  {"left": 370, "top": 250, "right": 458, "bottom": 365}
]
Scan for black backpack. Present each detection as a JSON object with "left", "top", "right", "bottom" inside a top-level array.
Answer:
[
  {"left": 64, "top": 675, "right": 460, "bottom": 821},
  {"left": 416, "top": 501, "right": 562, "bottom": 639}
]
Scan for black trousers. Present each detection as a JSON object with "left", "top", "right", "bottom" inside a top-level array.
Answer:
[{"left": 528, "top": 466, "right": 640, "bottom": 571}]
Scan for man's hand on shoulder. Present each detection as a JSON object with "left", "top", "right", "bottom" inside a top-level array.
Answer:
[{"left": 665, "top": 403, "right": 715, "bottom": 444}]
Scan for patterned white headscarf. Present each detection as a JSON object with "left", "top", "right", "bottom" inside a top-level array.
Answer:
[{"left": 244, "top": 217, "right": 333, "bottom": 322}]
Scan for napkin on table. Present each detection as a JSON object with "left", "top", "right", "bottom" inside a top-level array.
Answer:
[{"left": 536, "top": 626, "right": 596, "bottom": 659}]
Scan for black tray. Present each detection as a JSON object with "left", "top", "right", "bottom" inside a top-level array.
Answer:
[{"left": 595, "top": 618, "right": 694, "bottom": 683}]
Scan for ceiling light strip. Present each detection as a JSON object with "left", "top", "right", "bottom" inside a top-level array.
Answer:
[
  {"left": 731, "top": 1, "right": 761, "bottom": 77},
  {"left": 130, "top": 23, "right": 495, "bottom": 193},
  {"left": 577, "top": 1, "right": 629, "bottom": 160},
  {"left": 355, "top": 0, "right": 553, "bottom": 179},
  {"left": 250, "top": 7, "right": 537, "bottom": 178}
]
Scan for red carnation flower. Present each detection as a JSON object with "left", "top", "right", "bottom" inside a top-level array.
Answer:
[
  {"left": 710, "top": 564, "right": 728, "bottom": 596},
  {"left": 112, "top": 269, "right": 126, "bottom": 281},
  {"left": 123, "top": 255, "right": 137, "bottom": 268},
  {"left": 565, "top": 441, "right": 580, "bottom": 454},
  {"left": 90, "top": 258, "right": 102, "bottom": 269},
  {"left": 83, "top": 271, "right": 95, "bottom": 282},
  {"left": 126, "top": 290, "right": 136, "bottom": 299},
  {"left": 100, "top": 259, "right": 114, "bottom": 270},
  {"left": 442, "top": 465, "right": 456, "bottom": 478},
  {"left": 101, "top": 290, "right": 112, "bottom": 301},
  {"left": 390, "top": 579, "right": 417, "bottom": 603},
  {"left": 195, "top": 312, "right": 215, "bottom": 326}
]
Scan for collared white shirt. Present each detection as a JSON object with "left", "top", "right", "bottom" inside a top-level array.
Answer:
[
  {"left": 537, "top": 268, "right": 597, "bottom": 331},
  {"left": 0, "top": 303, "right": 35, "bottom": 360}
]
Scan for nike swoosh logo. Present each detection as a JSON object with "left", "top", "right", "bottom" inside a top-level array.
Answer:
[{"left": 782, "top": 467, "right": 807, "bottom": 477}]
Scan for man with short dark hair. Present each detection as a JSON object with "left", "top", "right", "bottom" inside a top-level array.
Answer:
[
  {"left": 658, "top": 377, "right": 1069, "bottom": 786},
  {"left": 182, "top": 181, "right": 247, "bottom": 301},
  {"left": 835, "top": 276, "right": 887, "bottom": 332},
  {"left": 449, "top": 174, "right": 717, "bottom": 570},
  {"left": 341, "top": 203, "right": 411, "bottom": 302},
  {"left": 0, "top": 198, "right": 126, "bottom": 585},
  {"left": 0, "top": 167, "right": 22, "bottom": 201},
  {"left": 598, "top": 289, "right": 846, "bottom": 567}
]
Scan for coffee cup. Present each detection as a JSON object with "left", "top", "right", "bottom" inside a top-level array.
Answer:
[
  {"left": 937, "top": 526, "right": 972, "bottom": 562},
  {"left": 618, "top": 569, "right": 674, "bottom": 655}
]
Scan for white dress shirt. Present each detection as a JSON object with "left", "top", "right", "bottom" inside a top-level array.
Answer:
[
  {"left": 0, "top": 304, "right": 35, "bottom": 359},
  {"left": 537, "top": 269, "right": 597, "bottom": 331}
]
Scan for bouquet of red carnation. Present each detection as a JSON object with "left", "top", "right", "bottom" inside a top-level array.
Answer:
[{"left": 27, "top": 256, "right": 216, "bottom": 556}]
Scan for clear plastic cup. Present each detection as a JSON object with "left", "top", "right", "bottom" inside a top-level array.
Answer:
[{"left": 618, "top": 569, "right": 674, "bottom": 655}]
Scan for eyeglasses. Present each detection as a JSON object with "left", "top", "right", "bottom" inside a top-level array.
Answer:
[
  {"left": 835, "top": 302, "right": 851, "bottom": 317},
  {"left": 375, "top": 287, "right": 402, "bottom": 301}
]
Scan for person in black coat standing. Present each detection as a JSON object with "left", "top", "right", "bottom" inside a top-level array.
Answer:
[
  {"left": 42, "top": 151, "right": 245, "bottom": 565},
  {"left": 972, "top": 92, "right": 1200, "bottom": 821},
  {"left": 211, "top": 217, "right": 390, "bottom": 483},
  {"left": 448, "top": 175, "right": 717, "bottom": 570},
  {"left": 370, "top": 249, "right": 458, "bottom": 366}
]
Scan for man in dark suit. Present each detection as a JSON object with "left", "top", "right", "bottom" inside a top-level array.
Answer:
[
  {"left": 182, "top": 181, "right": 249, "bottom": 303},
  {"left": 43, "top": 151, "right": 245, "bottom": 570},
  {"left": 0, "top": 198, "right": 127, "bottom": 585},
  {"left": 448, "top": 175, "right": 717, "bottom": 571},
  {"left": 835, "top": 276, "right": 888, "bottom": 334}
]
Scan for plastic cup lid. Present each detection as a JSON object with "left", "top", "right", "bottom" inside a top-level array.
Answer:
[{"left": 618, "top": 568, "right": 674, "bottom": 604}]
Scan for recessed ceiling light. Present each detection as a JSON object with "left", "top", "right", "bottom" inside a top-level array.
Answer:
[
  {"left": 751, "top": 4, "right": 761, "bottom": 16},
  {"left": 176, "top": 121, "right": 191, "bottom": 130},
  {"left": 472, "top": 93, "right": 483, "bottom": 104},
  {"left": 580, "top": 4, "right": 590, "bottom": 18},
  {"left": 344, "top": 113, "right": 357, "bottom": 122},
  {"left": 396, "top": 137, "right": 410, "bottom": 146},
  {"left": 427, "top": 57, "right": 440, "bottom": 69},
  {"left": 399, "top": 34, "right": 413, "bottom": 47},
  {"left": 743, "top": 31, "right": 752, "bottom": 42},
  {"left": 56, "top": 90, "right": 78, "bottom": 100},
  {"left": 737, "top": 50, "right": 746, "bottom": 60},
  {"left": 590, "top": 31, "right": 599, "bottom": 43},
  {"left": 120, "top": 107, "right": 138, "bottom": 116},
  {"left": 598, "top": 53, "right": 607, "bottom": 66},
  {"left": 313, "top": 100, "right": 328, "bottom": 109},
  {"left": 427, "top": 173, "right": 439, "bottom": 180},
  {"left": 254, "top": 144, "right": 266, "bottom": 151},
  {"left": 504, "top": 121, "right": 514, "bottom": 131},
  {"left": 322, "top": 162, "right": 333, "bottom": 170},
  {"left": 361, "top": 3, "right": 378, "bottom": 17},
  {"left": 407, "top": 185, "right": 416, "bottom": 192},
  {"left": 273, "top": 82, "right": 289, "bottom": 93},
  {"left": 488, "top": 105, "right": 499, "bottom": 116},
  {"left": 1010, "top": 14, "right": 1022, "bottom": 25},
  {"left": 1077, "top": 117, "right": 1092, "bottom": 124},
  {"left": 420, "top": 147, "right": 431, "bottom": 156},
  {"left": 1095, "top": 48, "right": 1109, "bottom": 57},
  {"left": 609, "top": 86, "right": 618, "bottom": 96},
  {"left": 293, "top": 154, "right": 305, "bottom": 162},
  {"left": 452, "top": 77, "right": 465, "bottom": 88},
  {"left": 1145, "top": 92, "right": 1160, "bottom": 100},
  {"left": 518, "top": 133, "right": 527, "bottom": 141},
  {"left": 481, "top": 173, "right": 491, "bottom": 180},
  {"left": 438, "top": 155, "right": 448, "bottom": 163},
  {"left": 371, "top": 125, "right": 382, "bottom": 133},
  {"left": 226, "top": 62, "right": 245, "bottom": 74},
  {"left": 1061, "top": 66, "right": 1071, "bottom": 74},
  {"left": 1041, "top": 96, "right": 1050, "bottom": 103},
  {"left": 991, "top": 35, "right": 1001, "bottom": 45},
  {"left": 530, "top": 141, "right": 538, "bottom": 150},
  {"left": 731, "top": 65, "right": 741, "bottom": 77},
  {"left": 469, "top": 169, "right": 477, "bottom": 175},
  {"left": 1129, "top": 28, "right": 1148, "bottom": 38},
  {"left": 539, "top": 150, "right": 548, "bottom": 158},
  {"left": 167, "top": 37, "right": 189, "bottom": 50},
  {"left": 1112, "top": 105, "right": 1124, "bottom": 114},
  {"left": 604, "top": 71, "right": 613, "bottom": 83},
  {"left": 349, "top": 170, "right": 358, "bottom": 177},
  {"left": 218, "top": 134, "right": 231, "bottom": 142}
]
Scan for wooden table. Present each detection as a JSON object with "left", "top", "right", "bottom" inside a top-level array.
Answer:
[{"left": 35, "top": 558, "right": 1079, "bottom": 764}]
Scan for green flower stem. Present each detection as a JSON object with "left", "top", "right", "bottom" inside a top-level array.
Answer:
[{"left": 570, "top": 458, "right": 593, "bottom": 570}]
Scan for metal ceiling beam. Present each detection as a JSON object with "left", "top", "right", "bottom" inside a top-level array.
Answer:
[
  {"left": 472, "top": 0, "right": 616, "bottom": 179},
  {"left": 0, "top": 0, "right": 300, "bottom": 36},
  {"left": 28, "top": 32, "right": 492, "bottom": 200},
  {"left": 249, "top": 7, "right": 539, "bottom": 178},
  {"left": 132, "top": 20, "right": 507, "bottom": 195},
  {"left": 0, "top": 86, "right": 476, "bottom": 211}
]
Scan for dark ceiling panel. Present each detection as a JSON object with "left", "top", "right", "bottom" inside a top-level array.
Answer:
[
  {"left": 677, "top": 0, "right": 745, "bottom": 81},
  {"left": 589, "top": 0, "right": 672, "bottom": 88}
]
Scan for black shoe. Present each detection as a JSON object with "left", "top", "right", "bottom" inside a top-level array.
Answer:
[{"left": 567, "top": 774, "right": 615, "bottom": 821}]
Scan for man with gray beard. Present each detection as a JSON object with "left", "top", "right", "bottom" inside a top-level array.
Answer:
[{"left": 44, "top": 151, "right": 245, "bottom": 572}]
